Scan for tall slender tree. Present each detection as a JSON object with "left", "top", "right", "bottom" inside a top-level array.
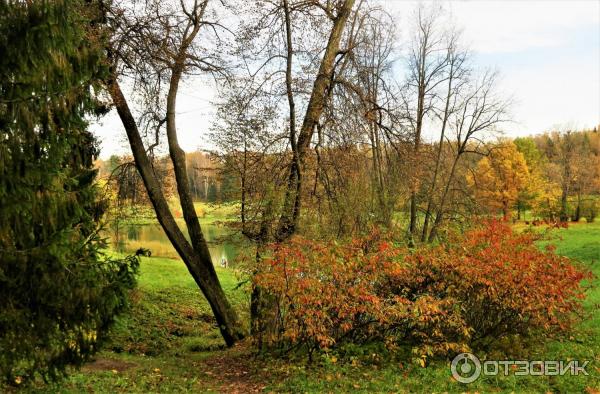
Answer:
[{"left": 402, "top": 6, "right": 449, "bottom": 238}]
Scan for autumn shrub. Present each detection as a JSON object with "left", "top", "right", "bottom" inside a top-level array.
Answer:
[
  {"left": 392, "top": 221, "right": 589, "bottom": 358},
  {"left": 253, "top": 220, "right": 590, "bottom": 361},
  {"left": 253, "top": 231, "right": 399, "bottom": 353}
]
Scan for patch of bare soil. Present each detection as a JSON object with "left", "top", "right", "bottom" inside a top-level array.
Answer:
[{"left": 200, "top": 341, "right": 273, "bottom": 393}]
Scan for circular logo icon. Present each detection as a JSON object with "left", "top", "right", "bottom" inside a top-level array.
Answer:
[{"left": 451, "top": 352, "right": 481, "bottom": 384}]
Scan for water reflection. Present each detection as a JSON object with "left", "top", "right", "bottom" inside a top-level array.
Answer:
[{"left": 107, "top": 221, "right": 240, "bottom": 265}]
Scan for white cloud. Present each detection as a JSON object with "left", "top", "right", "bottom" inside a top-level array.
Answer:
[
  {"left": 501, "top": 57, "right": 600, "bottom": 135},
  {"left": 449, "top": 0, "right": 600, "bottom": 53},
  {"left": 384, "top": 0, "right": 600, "bottom": 54},
  {"left": 383, "top": 0, "right": 600, "bottom": 137}
]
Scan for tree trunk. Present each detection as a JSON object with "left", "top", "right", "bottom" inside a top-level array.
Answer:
[
  {"left": 422, "top": 67, "right": 453, "bottom": 242},
  {"left": 108, "top": 78, "right": 244, "bottom": 346},
  {"left": 409, "top": 33, "right": 428, "bottom": 237},
  {"left": 574, "top": 191, "right": 581, "bottom": 222},
  {"left": 408, "top": 101, "right": 424, "bottom": 236},
  {"left": 276, "top": 0, "right": 355, "bottom": 241},
  {"left": 559, "top": 154, "right": 571, "bottom": 222},
  {"left": 251, "top": 0, "right": 355, "bottom": 348},
  {"left": 428, "top": 152, "right": 460, "bottom": 242},
  {"left": 560, "top": 186, "right": 569, "bottom": 222}
]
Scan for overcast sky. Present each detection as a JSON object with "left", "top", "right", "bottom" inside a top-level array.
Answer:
[{"left": 92, "top": 0, "right": 600, "bottom": 159}]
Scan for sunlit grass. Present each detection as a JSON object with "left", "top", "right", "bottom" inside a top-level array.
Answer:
[{"left": 39, "top": 221, "right": 600, "bottom": 393}]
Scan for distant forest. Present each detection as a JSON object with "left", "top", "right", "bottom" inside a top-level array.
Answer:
[
  {"left": 96, "top": 150, "right": 236, "bottom": 204},
  {"left": 96, "top": 127, "right": 600, "bottom": 224}
]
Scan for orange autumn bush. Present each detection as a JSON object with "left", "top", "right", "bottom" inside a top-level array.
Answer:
[
  {"left": 253, "top": 230, "right": 406, "bottom": 351},
  {"left": 253, "top": 220, "right": 591, "bottom": 359},
  {"left": 393, "top": 221, "right": 591, "bottom": 358}
]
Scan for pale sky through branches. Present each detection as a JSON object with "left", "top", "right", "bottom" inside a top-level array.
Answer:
[{"left": 92, "top": 0, "right": 600, "bottom": 159}]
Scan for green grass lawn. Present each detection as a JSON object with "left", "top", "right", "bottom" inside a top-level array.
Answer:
[
  {"left": 29, "top": 257, "right": 253, "bottom": 393},
  {"left": 33, "top": 222, "right": 600, "bottom": 393},
  {"left": 111, "top": 200, "right": 239, "bottom": 226}
]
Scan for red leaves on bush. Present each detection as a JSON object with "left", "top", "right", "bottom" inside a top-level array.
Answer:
[
  {"left": 253, "top": 220, "right": 591, "bottom": 358},
  {"left": 396, "top": 220, "right": 591, "bottom": 356},
  {"left": 254, "top": 229, "right": 402, "bottom": 349}
]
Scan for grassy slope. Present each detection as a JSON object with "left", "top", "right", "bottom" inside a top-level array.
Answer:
[
  {"left": 39, "top": 222, "right": 600, "bottom": 393},
  {"left": 31, "top": 258, "right": 251, "bottom": 393}
]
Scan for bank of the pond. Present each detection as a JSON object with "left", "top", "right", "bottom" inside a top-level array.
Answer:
[
  {"left": 110, "top": 202, "right": 240, "bottom": 226},
  {"left": 105, "top": 202, "right": 244, "bottom": 263},
  {"left": 31, "top": 222, "right": 600, "bottom": 393},
  {"left": 108, "top": 221, "right": 241, "bottom": 263}
]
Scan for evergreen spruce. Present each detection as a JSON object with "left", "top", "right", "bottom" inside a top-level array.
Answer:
[{"left": 0, "top": 0, "right": 138, "bottom": 384}]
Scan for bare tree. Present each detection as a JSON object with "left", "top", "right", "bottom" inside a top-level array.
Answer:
[
  {"left": 338, "top": 6, "right": 405, "bottom": 227},
  {"left": 210, "top": 80, "right": 282, "bottom": 237},
  {"left": 427, "top": 71, "right": 510, "bottom": 241},
  {"left": 209, "top": 0, "right": 361, "bottom": 347},
  {"left": 401, "top": 5, "right": 449, "bottom": 237},
  {"left": 420, "top": 31, "right": 469, "bottom": 241},
  {"left": 275, "top": 0, "right": 357, "bottom": 240},
  {"left": 216, "top": 0, "right": 357, "bottom": 244}
]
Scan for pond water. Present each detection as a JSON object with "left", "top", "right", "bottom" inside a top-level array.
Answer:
[{"left": 106, "top": 220, "right": 240, "bottom": 266}]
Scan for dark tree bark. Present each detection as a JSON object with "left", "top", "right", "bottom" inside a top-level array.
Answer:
[
  {"left": 101, "top": 0, "right": 245, "bottom": 346},
  {"left": 108, "top": 78, "right": 244, "bottom": 346},
  {"left": 276, "top": 0, "right": 356, "bottom": 241},
  {"left": 250, "top": 0, "right": 356, "bottom": 350}
]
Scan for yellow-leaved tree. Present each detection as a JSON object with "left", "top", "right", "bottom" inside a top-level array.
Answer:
[
  {"left": 468, "top": 142, "right": 530, "bottom": 219},
  {"left": 513, "top": 137, "right": 562, "bottom": 220}
]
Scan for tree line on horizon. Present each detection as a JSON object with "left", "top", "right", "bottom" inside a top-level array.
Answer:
[
  {"left": 97, "top": 127, "right": 600, "bottom": 229},
  {"left": 96, "top": 150, "right": 235, "bottom": 205}
]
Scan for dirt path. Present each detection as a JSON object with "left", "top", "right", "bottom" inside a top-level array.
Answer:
[{"left": 201, "top": 343, "right": 270, "bottom": 393}]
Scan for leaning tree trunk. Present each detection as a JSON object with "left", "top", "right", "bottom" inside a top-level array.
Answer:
[
  {"left": 108, "top": 79, "right": 244, "bottom": 346},
  {"left": 275, "top": 0, "right": 356, "bottom": 241}
]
